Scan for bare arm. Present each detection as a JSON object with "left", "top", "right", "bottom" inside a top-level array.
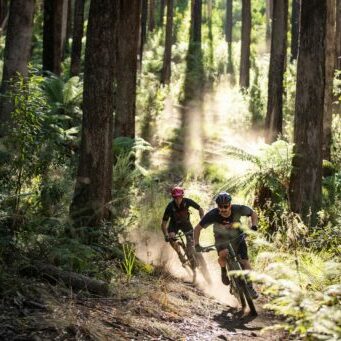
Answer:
[
  {"left": 198, "top": 207, "right": 204, "bottom": 219},
  {"left": 161, "top": 220, "right": 168, "bottom": 237},
  {"left": 194, "top": 223, "right": 203, "bottom": 245},
  {"left": 250, "top": 210, "right": 258, "bottom": 227}
]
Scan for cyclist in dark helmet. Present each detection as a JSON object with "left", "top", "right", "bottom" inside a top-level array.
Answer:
[
  {"left": 194, "top": 192, "right": 258, "bottom": 299},
  {"left": 161, "top": 186, "right": 204, "bottom": 264}
]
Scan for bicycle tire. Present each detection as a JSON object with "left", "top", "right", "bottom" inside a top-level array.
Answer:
[
  {"left": 178, "top": 241, "right": 197, "bottom": 283},
  {"left": 227, "top": 261, "right": 257, "bottom": 315}
]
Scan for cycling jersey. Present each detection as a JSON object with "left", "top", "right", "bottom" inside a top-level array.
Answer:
[
  {"left": 199, "top": 204, "right": 253, "bottom": 259},
  {"left": 162, "top": 198, "right": 201, "bottom": 232}
]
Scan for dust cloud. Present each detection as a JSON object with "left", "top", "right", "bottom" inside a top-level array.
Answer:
[{"left": 128, "top": 228, "right": 238, "bottom": 307}]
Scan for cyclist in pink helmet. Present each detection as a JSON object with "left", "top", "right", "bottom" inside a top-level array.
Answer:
[{"left": 161, "top": 186, "right": 204, "bottom": 263}]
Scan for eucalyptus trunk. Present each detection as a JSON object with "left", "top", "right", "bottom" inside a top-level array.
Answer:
[
  {"left": 161, "top": 0, "right": 174, "bottom": 84},
  {"left": 289, "top": 0, "right": 326, "bottom": 225},
  {"left": 290, "top": 0, "right": 300, "bottom": 61},
  {"left": 114, "top": 0, "right": 141, "bottom": 138},
  {"left": 149, "top": 0, "right": 155, "bottom": 31},
  {"left": 43, "top": 0, "right": 68, "bottom": 75},
  {"left": 225, "top": 0, "right": 233, "bottom": 73},
  {"left": 70, "top": 0, "right": 85, "bottom": 76},
  {"left": 70, "top": 0, "right": 116, "bottom": 229},
  {"left": 265, "top": 0, "right": 288, "bottom": 143},
  {"left": 0, "top": 0, "right": 35, "bottom": 137},
  {"left": 239, "top": 0, "right": 251, "bottom": 89},
  {"left": 323, "top": 0, "right": 336, "bottom": 161},
  {"left": 139, "top": 0, "right": 148, "bottom": 68}
]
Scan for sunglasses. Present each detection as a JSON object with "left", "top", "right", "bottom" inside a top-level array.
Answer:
[{"left": 218, "top": 204, "right": 230, "bottom": 209}]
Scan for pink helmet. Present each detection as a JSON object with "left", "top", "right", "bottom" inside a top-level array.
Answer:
[{"left": 171, "top": 186, "right": 184, "bottom": 198}]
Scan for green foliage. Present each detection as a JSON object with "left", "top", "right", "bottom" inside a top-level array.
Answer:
[
  {"left": 121, "top": 243, "right": 136, "bottom": 280},
  {"left": 222, "top": 140, "right": 293, "bottom": 203}
]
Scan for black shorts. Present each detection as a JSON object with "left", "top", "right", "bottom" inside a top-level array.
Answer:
[
  {"left": 168, "top": 220, "right": 193, "bottom": 234},
  {"left": 215, "top": 236, "right": 249, "bottom": 260}
]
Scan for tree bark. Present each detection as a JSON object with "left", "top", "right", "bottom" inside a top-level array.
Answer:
[
  {"left": 139, "top": 0, "right": 148, "bottom": 69},
  {"left": 161, "top": 0, "right": 174, "bottom": 84},
  {"left": 336, "top": 0, "right": 341, "bottom": 70},
  {"left": 43, "top": 0, "right": 68, "bottom": 75},
  {"left": 148, "top": 0, "right": 155, "bottom": 31},
  {"left": 70, "top": 0, "right": 116, "bottom": 228},
  {"left": 225, "top": 0, "right": 233, "bottom": 73},
  {"left": 159, "top": 0, "right": 165, "bottom": 27},
  {"left": 289, "top": 0, "right": 326, "bottom": 225},
  {"left": 25, "top": 262, "right": 110, "bottom": 296},
  {"left": 323, "top": 0, "right": 336, "bottom": 161},
  {"left": 70, "top": 0, "right": 85, "bottom": 76},
  {"left": 265, "top": 0, "right": 273, "bottom": 49},
  {"left": 114, "top": 0, "right": 141, "bottom": 138},
  {"left": 265, "top": 0, "right": 288, "bottom": 143},
  {"left": 239, "top": 0, "right": 251, "bottom": 89},
  {"left": 290, "top": 0, "right": 300, "bottom": 61},
  {"left": 191, "top": 0, "right": 202, "bottom": 43},
  {"left": 0, "top": 0, "right": 35, "bottom": 136}
]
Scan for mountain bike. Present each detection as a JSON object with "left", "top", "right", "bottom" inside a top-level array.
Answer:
[
  {"left": 201, "top": 233, "right": 257, "bottom": 315},
  {"left": 171, "top": 230, "right": 212, "bottom": 284}
]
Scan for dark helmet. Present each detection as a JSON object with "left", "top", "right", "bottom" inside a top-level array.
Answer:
[
  {"left": 215, "top": 192, "right": 232, "bottom": 205},
  {"left": 171, "top": 186, "right": 184, "bottom": 198}
]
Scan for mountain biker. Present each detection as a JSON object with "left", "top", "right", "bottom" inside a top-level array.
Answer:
[
  {"left": 162, "top": 187, "right": 204, "bottom": 264},
  {"left": 193, "top": 192, "right": 258, "bottom": 299}
]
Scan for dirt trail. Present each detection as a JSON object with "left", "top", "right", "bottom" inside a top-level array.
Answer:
[{"left": 1, "top": 272, "right": 287, "bottom": 341}]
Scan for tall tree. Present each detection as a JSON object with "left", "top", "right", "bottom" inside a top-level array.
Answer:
[
  {"left": 114, "top": 0, "right": 141, "bottom": 138},
  {"left": 265, "top": 0, "right": 288, "bottom": 143},
  {"left": 225, "top": 0, "right": 233, "bottom": 73},
  {"left": 148, "top": 0, "right": 155, "bottom": 32},
  {"left": 69, "top": 0, "right": 116, "bottom": 228},
  {"left": 161, "top": 0, "right": 174, "bottom": 84},
  {"left": 70, "top": 0, "right": 85, "bottom": 76},
  {"left": 159, "top": 0, "right": 165, "bottom": 27},
  {"left": 139, "top": 0, "right": 148, "bottom": 69},
  {"left": 0, "top": 0, "right": 35, "bottom": 136},
  {"left": 43, "top": 0, "right": 68, "bottom": 75},
  {"left": 239, "top": 0, "right": 251, "bottom": 89},
  {"left": 289, "top": 0, "right": 326, "bottom": 224},
  {"left": 323, "top": 0, "right": 336, "bottom": 161},
  {"left": 265, "top": 0, "right": 273, "bottom": 49},
  {"left": 336, "top": 0, "right": 341, "bottom": 71},
  {"left": 190, "top": 0, "right": 202, "bottom": 43},
  {"left": 290, "top": 0, "right": 300, "bottom": 61}
]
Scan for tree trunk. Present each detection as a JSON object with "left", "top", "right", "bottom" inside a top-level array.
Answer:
[
  {"left": 0, "top": 0, "right": 35, "bottom": 136},
  {"left": 239, "top": 0, "right": 251, "bottom": 89},
  {"left": 70, "top": 0, "right": 85, "bottom": 76},
  {"left": 289, "top": 0, "right": 326, "bottom": 225},
  {"left": 290, "top": 0, "right": 300, "bottom": 61},
  {"left": 159, "top": 0, "right": 165, "bottom": 27},
  {"left": 161, "top": 0, "right": 174, "bottom": 84},
  {"left": 265, "top": 0, "right": 288, "bottom": 143},
  {"left": 114, "top": 0, "right": 141, "bottom": 138},
  {"left": 63, "top": 0, "right": 72, "bottom": 59},
  {"left": 323, "top": 0, "right": 336, "bottom": 161},
  {"left": 148, "top": 0, "right": 155, "bottom": 31},
  {"left": 139, "top": 0, "right": 148, "bottom": 69},
  {"left": 336, "top": 0, "right": 341, "bottom": 70},
  {"left": 191, "top": 0, "right": 202, "bottom": 43},
  {"left": 43, "top": 0, "right": 68, "bottom": 75},
  {"left": 225, "top": 0, "right": 233, "bottom": 73},
  {"left": 69, "top": 0, "right": 116, "bottom": 229},
  {"left": 265, "top": 0, "right": 273, "bottom": 49}
]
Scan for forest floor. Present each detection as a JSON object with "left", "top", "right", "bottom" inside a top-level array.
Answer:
[{"left": 1, "top": 268, "right": 289, "bottom": 341}]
